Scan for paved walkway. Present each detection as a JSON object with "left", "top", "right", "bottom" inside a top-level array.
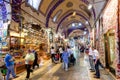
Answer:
[{"left": 13, "top": 53, "right": 115, "bottom": 80}]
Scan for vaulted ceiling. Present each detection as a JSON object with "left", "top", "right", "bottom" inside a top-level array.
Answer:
[{"left": 20, "top": 0, "right": 107, "bottom": 38}]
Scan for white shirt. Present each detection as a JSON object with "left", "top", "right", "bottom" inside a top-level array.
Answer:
[
  {"left": 89, "top": 47, "right": 93, "bottom": 56},
  {"left": 25, "top": 53, "right": 35, "bottom": 64},
  {"left": 59, "top": 47, "right": 63, "bottom": 54},
  {"left": 51, "top": 49, "right": 55, "bottom": 54},
  {"left": 93, "top": 49, "right": 100, "bottom": 59}
]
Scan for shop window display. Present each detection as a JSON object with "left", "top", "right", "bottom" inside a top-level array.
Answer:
[
  {"left": 10, "top": 36, "right": 25, "bottom": 56},
  {"left": 10, "top": 36, "right": 26, "bottom": 74},
  {"left": 0, "top": 21, "right": 9, "bottom": 62},
  {"left": 108, "top": 33, "right": 115, "bottom": 69},
  {"left": 104, "top": 29, "right": 116, "bottom": 75}
]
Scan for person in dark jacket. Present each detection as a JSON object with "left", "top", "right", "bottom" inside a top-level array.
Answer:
[
  {"left": 70, "top": 54, "right": 76, "bottom": 65},
  {"left": 32, "top": 51, "right": 39, "bottom": 69}
]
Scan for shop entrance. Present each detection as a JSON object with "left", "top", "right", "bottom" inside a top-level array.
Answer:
[{"left": 104, "top": 29, "right": 115, "bottom": 76}]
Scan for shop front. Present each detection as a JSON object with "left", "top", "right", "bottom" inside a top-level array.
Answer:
[
  {"left": 104, "top": 29, "right": 116, "bottom": 75},
  {"left": 99, "top": 0, "right": 118, "bottom": 78},
  {"left": 6, "top": 19, "right": 50, "bottom": 74}
]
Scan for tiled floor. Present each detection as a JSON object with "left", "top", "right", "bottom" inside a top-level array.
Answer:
[{"left": 12, "top": 53, "right": 115, "bottom": 80}]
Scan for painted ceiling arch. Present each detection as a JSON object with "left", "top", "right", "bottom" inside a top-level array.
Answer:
[
  {"left": 59, "top": 20, "right": 87, "bottom": 32},
  {"left": 55, "top": 9, "right": 90, "bottom": 23},
  {"left": 45, "top": 0, "right": 96, "bottom": 27},
  {"left": 59, "top": 19, "right": 90, "bottom": 38},
  {"left": 39, "top": 0, "right": 57, "bottom": 16},
  {"left": 67, "top": 25, "right": 87, "bottom": 33},
  {"left": 81, "top": 0, "right": 96, "bottom": 20},
  {"left": 59, "top": 17, "right": 86, "bottom": 28},
  {"left": 68, "top": 29, "right": 85, "bottom": 37},
  {"left": 46, "top": 0, "right": 64, "bottom": 27},
  {"left": 51, "top": 3, "right": 91, "bottom": 22},
  {"left": 20, "top": 0, "right": 106, "bottom": 36},
  {"left": 67, "top": 28, "right": 88, "bottom": 37},
  {"left": 56, "top": 12, "right": 91, "bottom": 32}
]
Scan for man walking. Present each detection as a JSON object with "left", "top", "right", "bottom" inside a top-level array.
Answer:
[
  {"left": 4, "top": 50, "right": 17, "bottom": 80},
  {"left": 92, "top": 47, "right": 104, "bottom": 79}
]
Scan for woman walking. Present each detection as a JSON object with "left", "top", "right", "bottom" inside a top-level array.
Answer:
[{"left": 25, "top": 49, "right": 35, "bottom": 80}]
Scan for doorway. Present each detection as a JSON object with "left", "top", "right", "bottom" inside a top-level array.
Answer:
[{"left": 104, "top": 29, "right": 116, "bottom": 75}]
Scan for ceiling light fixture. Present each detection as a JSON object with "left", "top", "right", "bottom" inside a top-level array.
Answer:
[
  {"left": 88, "top": 4, "right": 92, "bottom": 10},
  {"left": 84, "top": 31, "right": 87, "bottom": 35},
  {"left": 72, "top": 11, "right": 76, "bottom": 16},
  {"left": 72, "top": 23, "right": 75, "bottom": 27},
  {"left": 84, "top": 28, "right": 87, "bottom": 30},
  {"left": 78, "top": 23, "right": 82, "bottom": 26},
  {"left": 85, "top": 21, "right": 88, "bottom": 24}
]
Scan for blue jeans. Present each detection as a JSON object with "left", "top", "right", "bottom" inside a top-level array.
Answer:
[
  {"left": 95, "top": 59, "right": 104, "bottom": 77},
  {"left": 6, "top": 65, "right": 16, "bottom": 80},
  {"left": 89, "top": 55, "right": 95, "bottom": 70},
  {"left": 62, "top": 62, "right": 68, "bottom": 71}
]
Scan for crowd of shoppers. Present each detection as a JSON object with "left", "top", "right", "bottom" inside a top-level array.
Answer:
[
  {"left": 3, "top": 44, "right": 105, "bottom": 80},
  {"left": 50, "top": 46, "right": 76, "bottom": 71}
]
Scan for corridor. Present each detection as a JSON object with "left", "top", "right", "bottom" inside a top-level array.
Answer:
[{"left": 13, "top": 54, "right": 114, "bottom": 80}]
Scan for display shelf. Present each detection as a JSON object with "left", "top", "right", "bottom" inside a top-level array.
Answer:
[
  {"left": 15, "top": 64, "right": 25, "bottom": 74},
  {"left": 15, "top": 60, "right": 25, "bottom": 67},
  {"left": 0, "top": 46, "right": 8, "bottom": 59},
  {"left": 14, "top": 56, "right": 21, "bottom": 58},
  {"left": 14, "top": 59, "right": 26, "bottom": 74}
]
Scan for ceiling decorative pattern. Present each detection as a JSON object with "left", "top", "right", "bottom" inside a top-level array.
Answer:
[
  {"left": 81, "top": 0, "right": 96, "bottom": 19},
  {"left": 59, "top": 20, "right": 86, "bottom": 31},
  {"left": 46, "top": 0, "right": 64, "bottom": 27},
  {"left": 56, "top": 9, "right": 90, "bottom": 23},
  {"left": 67, "top": 27, "right": 87, "bottom": 37},
  {"left": 68, "top": 29, "right": 84, "bottom": 37},
  {"left": 66, "top": 1, "right": 73, "bottom": 8},
  {"left": 52, "top": 9, "right": 63, "bottom": 23},
  {"left": 39, "top": 0, "right": 55, "bottom": 16},
  {"left": 56, "top": 12, "right": 91, "bottom": 32},
  {"left": 45, "top": 0, "right": 96, "bottom": 28}
]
